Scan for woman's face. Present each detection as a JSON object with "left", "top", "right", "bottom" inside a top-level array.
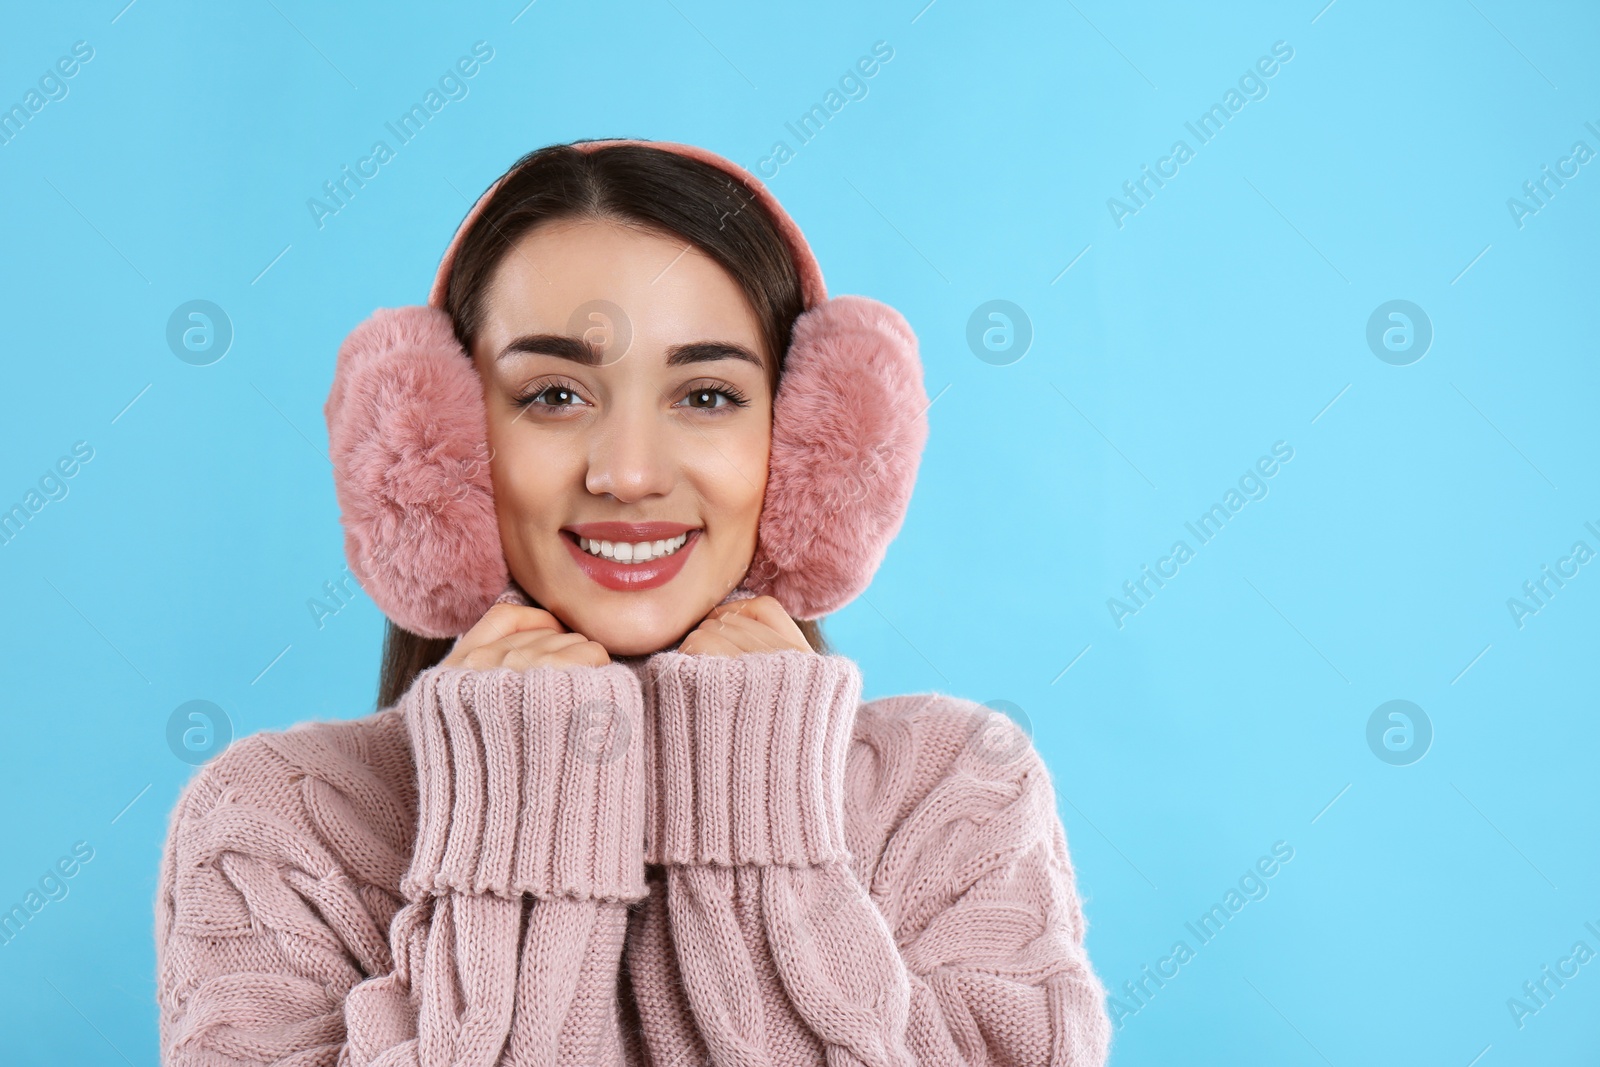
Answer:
[{"left": 470, "top": 216, "right": 773, "bottom": 657}]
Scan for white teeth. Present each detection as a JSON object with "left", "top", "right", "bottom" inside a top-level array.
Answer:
[{"left": 578, "top": 532, "right": 690, "bottom": 563}]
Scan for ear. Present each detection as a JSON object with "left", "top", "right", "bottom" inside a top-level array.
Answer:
[
  {"left": 744, "top": 295, "right": 929, "bottom": 619},
  {"left": 324, "top": 306, "right": 507, "bottom": 638}
]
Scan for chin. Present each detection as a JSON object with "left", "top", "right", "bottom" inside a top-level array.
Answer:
[
  {"left": 548, "top": 596, "right": 697, "bottom": 659},
  {"left": 584, "top": 616, "right": 688, "bottom": 658},
  {"left": 602, "top": 632, "right": 680, "bottom": 658}
]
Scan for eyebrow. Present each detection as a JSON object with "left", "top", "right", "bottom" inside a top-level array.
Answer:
[{"left": 495, "top": 333, "right": 764, "bottom": 369}]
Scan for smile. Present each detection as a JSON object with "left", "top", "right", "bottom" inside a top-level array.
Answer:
[
  {"left": 560, "top": 523, "right": 702, "bottom": 592},
  {"left": 577, "top": 532, "right": 689, "bottom": 563}
]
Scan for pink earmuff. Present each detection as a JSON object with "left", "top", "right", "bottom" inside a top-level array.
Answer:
[{"left": 325, "top": 139, "right": 927, "bottom": 638}]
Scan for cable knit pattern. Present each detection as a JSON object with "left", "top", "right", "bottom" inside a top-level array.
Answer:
[
  {"left": 628, "top": 652, "right": 1109, "bottom": 1067},
  {"left": 154, "top": 653, "right": 1111, "bottom": 1066}
]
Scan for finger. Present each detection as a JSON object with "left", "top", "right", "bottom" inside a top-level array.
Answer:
[
  {"left": 466, "top": 603, "right": 568, "bottom": 647},
  {"left": 489, "top": 631, "right": 589, "bottom": 672},
  {"left": 707, "top": 595, "right": 799, "bottom": 639},
  {"left": 518, "top": 637, "right": 610, "bottom": 669},
  {"left": 446, "top": 604, "right": 568, "bottom": 665},
  {"left": 492, "top": 629, "right": 607, "bottom": 672},
  {"left": 504, "top": 629, "right": 590, "bottom": 652},
  {"left": 459, "top": 628, "right": 567, "bottom": 670},
  {"left": 678, "top": 629, "right": 746, "bottom": 658},
  {"left": 738, "top": 596, "right": 806, "bottom": 646},
  {"left": 710, "top": 609, "right": 800, "bottom": 652},
  {"left": 562, "top": 639, "right": 612, "bottom": 668},
  {"left": 464, "top": 643, "right": 599, "bottom": 672},
  {"left": 703, "top": 596, "right": 762, "bottom": 621},
  {"left": 696, "top": 612, "right": 778, "bottom": 654}
]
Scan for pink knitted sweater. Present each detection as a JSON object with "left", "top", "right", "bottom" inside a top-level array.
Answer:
[{"left": 154, "top": 649, "right": 1111, "bottom": 1065}]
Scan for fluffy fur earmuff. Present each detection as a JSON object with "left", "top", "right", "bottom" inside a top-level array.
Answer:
[
  {"left": 325, "top": 139, "right": 928, "bottom": 637},
  {"left": 324, "top": 306, "right": 507, "bottom": 638},
  {"left": 743, "top": 295, "right": 927, "bottom": 619}
]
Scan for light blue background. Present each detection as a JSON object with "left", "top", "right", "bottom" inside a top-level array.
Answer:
[{"left": 1, "top": 1, "right": 1596, "bottom": 1063}]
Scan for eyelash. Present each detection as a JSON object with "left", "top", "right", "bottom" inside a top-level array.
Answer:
[{"left": 510, "top": 377, "right": 751, "bottom": 412}]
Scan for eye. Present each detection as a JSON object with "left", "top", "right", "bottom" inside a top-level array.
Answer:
[
  {"left": 511, "top": 379, "right": 589, "bottom": 409},
  {"left": 676, "top": 383, "right": 751, "bottom": 411}
]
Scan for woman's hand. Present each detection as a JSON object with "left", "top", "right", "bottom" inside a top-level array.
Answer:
[
  {"left": 440, "top": 603, "right": 611, "bottom": 671},
  {"left": 677, "top": 595, "right": 812, "bottom": 657}
]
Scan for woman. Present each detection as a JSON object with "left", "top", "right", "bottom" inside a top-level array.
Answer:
[{"left": 154, "top": 139, "right": 1112, "bottom": 1065}]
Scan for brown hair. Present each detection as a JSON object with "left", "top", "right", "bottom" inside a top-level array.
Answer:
[{"left": 377, "top": 140, "right": 828, "bottom": 710}]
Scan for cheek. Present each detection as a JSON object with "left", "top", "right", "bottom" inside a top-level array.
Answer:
[
  {"left": 695, "top": 420, "right": 770, "bottom": 529},
  {"left": 485, "top": 426, "right": 568, "bottom": 537}
]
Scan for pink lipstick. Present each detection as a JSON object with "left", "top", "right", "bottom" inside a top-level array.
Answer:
[{"left": 560, "top": 521, "right": 701, "bottom": 592}]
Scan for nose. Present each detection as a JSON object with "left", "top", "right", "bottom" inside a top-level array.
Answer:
[{"left": 584, "top": 403, "right": 675, "bottom": 503}]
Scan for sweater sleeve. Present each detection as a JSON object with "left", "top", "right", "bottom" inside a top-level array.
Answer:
[
  {"left": 155, "top": 663, "right": 650, "bottom": 1066},
  {"left": 626, "top": 650, "right": 1112, "bottom": 1067}
]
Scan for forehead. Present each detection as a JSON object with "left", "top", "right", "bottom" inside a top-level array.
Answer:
[{"left": 480, "top": 216, "right": 766, "bottom": 363}]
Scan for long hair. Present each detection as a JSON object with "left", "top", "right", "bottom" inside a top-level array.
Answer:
[{"left": 376, "top": 141, "right": 828, "bottom": 710}]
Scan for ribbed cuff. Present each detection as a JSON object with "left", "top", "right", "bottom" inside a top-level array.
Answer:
[
  {"left": 640, "top": 650, "right": 862, "bottom": 867},
  {"left": 400, "top": 664, "right": 648, "bottom": 904}
]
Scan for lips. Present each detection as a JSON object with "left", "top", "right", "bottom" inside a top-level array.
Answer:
[
  {"left": 564, "top": 521, "right": 697, "bottom": 542},
  {"left": 560, "top": 521, "right": 702, "bottom": 592}
]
